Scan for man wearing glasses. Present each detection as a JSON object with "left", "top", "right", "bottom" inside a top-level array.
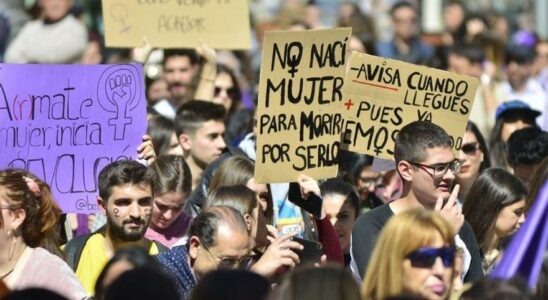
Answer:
[
  {"left": 156, "top": 206, "right": 251, "bottom": 299},
  {"left": 350, "top": 121, "right": 483, "bottom": 283}
]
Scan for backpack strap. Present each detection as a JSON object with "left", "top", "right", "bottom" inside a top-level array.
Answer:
[{"left": 64, "top": 226, "right": 106, "bottom": 271}]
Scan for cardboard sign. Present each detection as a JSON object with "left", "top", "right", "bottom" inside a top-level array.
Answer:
[
  {"left": 254, "top": 28, "right": 352, "bottom": 183},
  {"left": 102, "top": 0, "right": 251, "bottom": 49},
  {"left": 0, "top": 64, "right": 147, "bottom": 213},
  {"left": 340, "top": 52, "right": 479, "bottom": 160}
]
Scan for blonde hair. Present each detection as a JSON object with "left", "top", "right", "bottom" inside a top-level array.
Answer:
[{"left": 361, "top": 209, "right": 455, "bottom": 299}]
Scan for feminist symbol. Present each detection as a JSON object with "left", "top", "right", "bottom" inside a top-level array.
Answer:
[
  {"left": 286, "top": 42, "right": 303, "bottom": 78},
  {"left": 97, "top": 65, "right": 141, "bottom": 140},
  {"left": 110, "top": 3, "right": 131, "bottom": 33}
]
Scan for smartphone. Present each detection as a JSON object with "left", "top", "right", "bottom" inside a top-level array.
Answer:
[
  {"left": 292, "top": 237, "right": 323, "bottom": 264},
  {"left": 287, "top": 182, "right": 323, "bottom": 219}
]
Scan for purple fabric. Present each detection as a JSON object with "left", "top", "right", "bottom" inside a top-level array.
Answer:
[
  {"left": 489, "top": 182, "right": 548, "bottom": 288},
  {"left": 75, "top": 213, "right": 91, "bottom": 237}
]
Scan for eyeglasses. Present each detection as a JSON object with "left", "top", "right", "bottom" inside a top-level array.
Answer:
[
  {"left": 202, "top": 244, "right": 253, "bottom": 269},
  {"left": 408, "top": 159, "right": 463, "bottom": 179},
  {"left": 214, "top": 86, "right": 239, "bottom": 100},
  {"left": 406, "top": 246, "right": 455, "bottom": 268},
  {"left": 460, "top": 142, "right": 479, "bottom": 156}
]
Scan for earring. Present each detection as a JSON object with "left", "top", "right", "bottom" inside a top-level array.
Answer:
[{"left": 7, "top": 231, "right": 15, "bottom": 261}]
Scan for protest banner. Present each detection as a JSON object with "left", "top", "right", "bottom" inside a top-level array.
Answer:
[
  {"left": 102, "top": 0, "right": 251, "bottom": 49},
  {"left": 254, "top": 28, "right": 352, "bottom": 183},
  {"left": 340, "top": 52, "right": 479, "bottom": 160},
  {"left": 0, "top": 64, "right": 147, "bottom": 213}
]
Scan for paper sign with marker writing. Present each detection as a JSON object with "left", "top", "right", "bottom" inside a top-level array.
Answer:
[
  {"left": 340, "top": 52, "right": 479, "bottom": 160},
  {"left": 102, "top": 0, "right": 251, "bottom": 49},
  {"left": 0, "top": 64, "right": 147, "bottom": 213},
  {"left": 255, "top": 28, "right": 352, "bottom": 183}
]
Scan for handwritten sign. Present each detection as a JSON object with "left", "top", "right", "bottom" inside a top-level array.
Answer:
[
  {"left": 340, "top": 52, "right": 479, "bottom": 160},
  {"left": 102, "top": 0, "right": 251, "bottom": 49},
  {"left": 254, "top": 28, "right": 352, "bottom": 183},
  {"left": 0, "top": 64, "right": 147, "bottom": 213}
]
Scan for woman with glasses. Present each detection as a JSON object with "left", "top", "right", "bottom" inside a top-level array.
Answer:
[
  {"left": 362, "top": 209, "right": 456, "bottom": 300},
  {"left": 462, "top": 168, "right": 527, "bottom": 274},
  {"left": 0, "top": 170, "right": 87, "bottom": 299},
  {"left": 455, "top": 122, "right": 491, "bottom": 202}
]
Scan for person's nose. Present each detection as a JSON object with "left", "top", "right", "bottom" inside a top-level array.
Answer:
[
  {"left": 518, "top": 212, "right": 526, "bottom": 225},
  {"left": 431, "top": 257, "right": 446, "bottom": 275},
  {"left": 217, "top": 136, "right": 227, "bottom": 150},
  {"left": 164, "top": 209, "right": 173, "bottom": 220},
  {"left": 129, "top": 203, "right": 140, "bottom": 218}
]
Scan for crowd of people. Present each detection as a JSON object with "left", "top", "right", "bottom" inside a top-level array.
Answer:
[{"left": 0, "top": 0, "right": 547, "bottom": 299}]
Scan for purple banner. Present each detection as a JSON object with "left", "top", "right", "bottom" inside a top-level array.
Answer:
[{"left": 0, "top": 63, "right": 147, "bottom": 213}]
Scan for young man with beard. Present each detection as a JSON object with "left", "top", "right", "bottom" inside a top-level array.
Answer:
[
  {"left": 64, "top": 160, "right": 165, "bottom": 293},
  {"left": 350, "top": 121, "right": 484, "bottom": 284}
]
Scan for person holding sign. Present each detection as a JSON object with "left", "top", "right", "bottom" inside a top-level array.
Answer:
[
  {"left": 5, "top": 0, "right": 87, "bottom": 64},
  {"left": 0, "top": 170, "right": 87, "bottom": 300},
  {"left": 350, "top": 121, "right": 483, "bottom": 283}
]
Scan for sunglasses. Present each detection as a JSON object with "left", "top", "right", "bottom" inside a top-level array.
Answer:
[
  {"left": 461, "top": 142, "right": 479, "bottom": 156},
  {"left": 214, "top": 86, "right": 239, "bottom": 100},
  {"left": 406, "top": 246, "right": 455, "bottom": 268}
]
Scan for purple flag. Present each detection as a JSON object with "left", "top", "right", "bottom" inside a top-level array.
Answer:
[
  {"left": 489, "top": 182, "right": 548, "bottom": 288},
  {"left": 0, "top": 63, "right": 147, "bottom": 213}
]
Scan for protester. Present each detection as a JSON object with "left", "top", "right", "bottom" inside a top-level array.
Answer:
[
  {"left": 0, "top": 170, "right": 86, "bottom": 300},
  {"left": 94, "top": 248, "right": 164, "bottom": 300},
  {"left": 155, "top": 49, "right": 199, "bottom": 117},
  {"left": 63, "top": 160, "right": 165, "bottom": 293},
  {"left": 4, "top": 0, "right": 87, "bottom": 63},
  {"left": 272, "top": 264, "right": 361, "bottom": 300},
  {"left": 147, "top": 116, "right": 184, "bottom": 157},
  {"left": 447, "top": 46, "right": 503, "bottom": 140},
  {"left": 205, "top": 184, "right": 302, "bottom": 278},
  {"left": 104, "top": 268, "right": 179, "bottom": 300},
  {"left": 174, "top": 100, "right": 227, "bottom": 190},
  {"left": 145, "top": 155, "right": 193, "bottom": 248},
  {"left": 190, "top": 269, "right": 270, "bottom": 300},
  {"left": 506, "top": 127, "right": 548, "bottom": 183},
  {"left": 500, "top": 47, "right": 547, "bottom": 130},
  {"left": 351, "top": 156, "right": 385, "bottom": 211},
  {"left": 455, "top": 121, "right": 491, "bottom": 202},
  {"left": 376, "top": 1, "right": 433, "bottom": 65},
  {"left": 462, "top": 168, "right": 527, "bottom": 274},
  {"left": 489, "top": 100, "right": 541, "bottom": 171},
  {"left": 351, "top": 121, "right": 483, "bottom": 282},
  {"left": 459, "top": 277, "right": 532, "bottom": 300},
  {"left": 525, "top": 156, "right": 548, "bottom": 212},
  {"left": 207, "top": 155, "right": 271, "bottom": 220},
  {"left": 362, "top": 209, "right": 456, "bottom": 300},
  {"left": 320, "top": 178, "right": 359, "bottom": 266},
  {"left": 156, "top": 206, "right": 251, "bottom": 299}
]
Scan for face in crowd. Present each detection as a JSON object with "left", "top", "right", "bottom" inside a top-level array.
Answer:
[
  {"left": 323, "top": 194, "right": 357, "bottom": 254},
  {"left": 163, "top": 55, "right": 198, "bottom": 103},
  {"left": 185, "top": 120, "right": 226, "bottom": 168},
  {"left": 99, "top": 182, "right": 153, "bottom": 242},
  {"left": 40, "top": 0, "right": 73, "bottom": 21},
  {"left": 402, "top": 232, "right": 455, "bottom": 300},
  {"left": 151, "top": 191, "right": 186, "bottom": 230},
  {"left": 189, "top": 221, "right": 251, "bottom": 281},
  {"left": 495, "top": 199, "right": 526, "bottom": 239},
  {"left": 456, "top": 131, "right": 484, "bottom": 181},
  {"left": 404, "top": 146, "right": 460, "bottom": 207},
  {"left": 392, "top": 5, "right": 418, "bottom": 41},
  {"left": 213, "top": 71, "right": 237, "bottom": 113}
]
